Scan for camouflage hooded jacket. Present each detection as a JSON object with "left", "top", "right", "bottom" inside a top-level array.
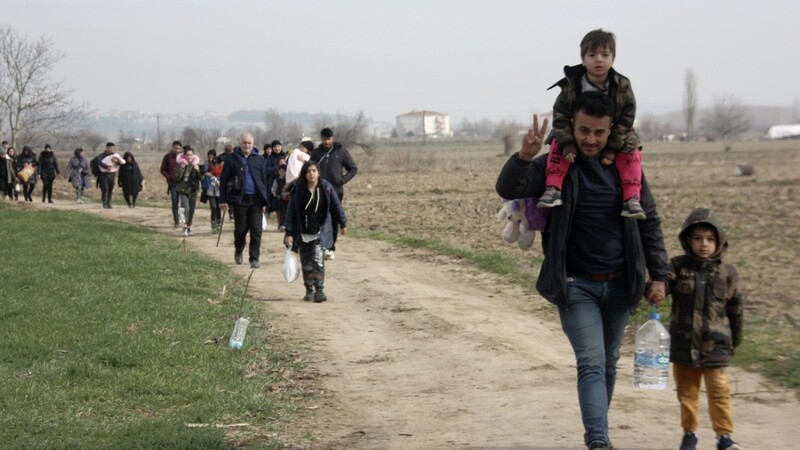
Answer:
[
  {"left": 667, "top": 208, "right": 744, "bottom": 368},
  {"left": 547, "top": 64, "right": 640, "bottom": 159}
]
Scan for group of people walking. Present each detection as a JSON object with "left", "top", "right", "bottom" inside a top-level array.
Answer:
[
  {"left": 1, "top": 141, "right": 62, "bottom": 203},
  {"left": 0, "top": 126, "right": 359, "bottom": 307},
  {"left": 155, "top": 128, "right": 357, "bottom": 302},
  {"left": 0, "top": 140, "right": 144, "bottom": 208}
]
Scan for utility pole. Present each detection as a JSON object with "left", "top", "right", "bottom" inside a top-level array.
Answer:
[{"left": 156, "top": 115, "right": 161, "bottom": 151}]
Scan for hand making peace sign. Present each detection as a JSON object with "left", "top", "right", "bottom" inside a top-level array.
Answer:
[{"left": 518, "top": 114, "right": 549, "bottom": 162}]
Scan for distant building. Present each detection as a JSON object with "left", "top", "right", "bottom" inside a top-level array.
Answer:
[{"left": 395, "top": 110, "right": 452, "bottom": 138}]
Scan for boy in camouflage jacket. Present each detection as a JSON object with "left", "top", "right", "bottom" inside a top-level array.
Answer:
[{"left": 667, "top": 208, "right": 744, "bottom": 450}]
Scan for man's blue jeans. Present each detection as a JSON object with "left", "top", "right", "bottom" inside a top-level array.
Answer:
[
  {"left": 169, "top": 186, "right": 179, "bottom": 224},
  {"left": 558, "top": 276, "right": 630, "bottom": 447}
]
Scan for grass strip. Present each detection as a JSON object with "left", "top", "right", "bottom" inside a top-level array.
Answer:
[{"left": 0, "top": 205, "right": 291, "bottom": 449}]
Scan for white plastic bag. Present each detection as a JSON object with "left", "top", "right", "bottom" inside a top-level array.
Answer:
[
  {"left": 283, "top": 249, "right": 300, "bottom": 283},
  {"left": 262, "top": 213, "right": 268, "bottom": 230}
]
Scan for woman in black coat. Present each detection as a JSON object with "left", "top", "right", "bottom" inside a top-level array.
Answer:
[
  {"left": 4, "top": 147, "right": 18, "bottom": 200},
  {"left": 17, "top": 146, "right": 37, "bottom": 202},
  {"left": 37, "top": 144, "right": 60, "bottom": 203},
  {"left": 117, "top": 151, "right": 144, "bottom": 208}
]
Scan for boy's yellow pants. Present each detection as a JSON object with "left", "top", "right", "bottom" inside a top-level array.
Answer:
[{"left": 673, "top": 363, "right": 734, "bottom": 436}]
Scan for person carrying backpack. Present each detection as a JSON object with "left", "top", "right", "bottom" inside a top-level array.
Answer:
[
  {"left": 97, "top": 142, "right": 125, "bottom": 209},
  {"left": 160, "top": 141, "right": 183, "bottom": 227}
]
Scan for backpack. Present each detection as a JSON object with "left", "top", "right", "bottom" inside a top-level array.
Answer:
[{"left": 90, "top": 155, "right": 104, "bottom": 177}]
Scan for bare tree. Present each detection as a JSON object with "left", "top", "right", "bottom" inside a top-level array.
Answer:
[
  {"left": 285, "top": 120, "right": 304, "bottom": 144},
  {"left": 264, "top": 108, "right": 286, "bottom": 141},
  {"left": 331, "top": 111, "right": 376, "bottom": 156},
  {"left": 701, "top": 94, "right": 751, "bottom": 148},
  {"left": 0, "top": 26, "right": 86, "bottom": 148},
  {"left": 46, "top": 128, "right": 106, "bottom": 153},
  {"left": 683, "top": 69, "right": 698, "bottom": 141},
  {"left": 180, "top": 126, "right": 219, "bottom": 152},
  {"left": 492, "top": 120, "right": 524, "bottom": 155}
]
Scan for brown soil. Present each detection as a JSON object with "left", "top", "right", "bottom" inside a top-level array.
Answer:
[{"left": 31, "top": 189, "right": 800, "bottom": 449}]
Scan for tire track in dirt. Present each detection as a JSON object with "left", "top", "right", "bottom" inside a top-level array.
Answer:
[{"left": 34, "top": 202, "right": 800, "bottom": 449}]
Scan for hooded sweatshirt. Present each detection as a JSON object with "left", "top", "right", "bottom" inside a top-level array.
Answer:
[{"left": 667, "top": 208, "right": 744, "bottom": 368}]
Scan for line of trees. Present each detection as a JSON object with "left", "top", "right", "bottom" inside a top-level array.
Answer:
[{"left": 0, "top": 25, "right": 86, "bottom": 149}]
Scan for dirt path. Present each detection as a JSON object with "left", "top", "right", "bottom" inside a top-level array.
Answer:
[{"left": 37, "top": 202, "right": 800, "bottom": 449}]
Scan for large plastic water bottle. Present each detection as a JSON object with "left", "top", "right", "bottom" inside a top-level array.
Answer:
[
  {"left": 633, "top": 306, "right": 670, "bottom": 390},
  {"left": 229, "top": 317, "right": 250, "bottom": 349}
]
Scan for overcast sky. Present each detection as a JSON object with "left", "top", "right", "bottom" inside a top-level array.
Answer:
[{"left": 4, "top": 0, "right": 798, "bottom": 123}]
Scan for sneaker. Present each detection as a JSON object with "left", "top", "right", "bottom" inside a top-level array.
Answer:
[
  {"left": 680, "top": 432, "right": 698, "bottom": 450},
  {"left": 313, "top": 290, "right": 327, "bottom": 303},
  {"left": 537, "top": 186, "right": 563, "bottom": 208},
  {"left": 621, "top": 196, "right": 646, "bottom": 220},
  {"left": 303, "top": 289, "right": 314, "bottom": 302},
  {"left": 588, "top": 442, "right": 610, "bottom": 450},
  {"left": 250, "top": 260, "right": 260, "bottom": 269},
  {"left": 234, "top": 251, "right": 243, "bottom": 265},
  {"left": 278, "top": 225, "right": 285, "bottom": 231},
  {"left": 186, "top": 228, "right": 193, "bottom": 236},
  {"left": 717, "top": 435, "right": 742, "bottom": 450},
  {"left": 324, "top": 250, "right": 335, "bottom": 260}
]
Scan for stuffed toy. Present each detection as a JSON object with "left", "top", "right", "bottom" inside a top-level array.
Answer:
[{"left": 496, "top": 198, "right": 548, "bottom": 249}]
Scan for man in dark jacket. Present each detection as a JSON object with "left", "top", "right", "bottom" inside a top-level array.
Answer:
[
  {"left": 219, "top": 133, "right": 270, "bottom": 269},
  {"left": 160, "top": 140, "right": 183, "bottom": 227},
  {"left": 310, "top": 128, "right": 358, "bottom": 258},
  {"left": 495, "top": 91, "right": 669, "bottom": 450}
]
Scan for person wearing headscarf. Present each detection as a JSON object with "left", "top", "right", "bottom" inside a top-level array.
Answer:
[
  {"left": 117, "top": 151, "right": 144, "bottom": 208},
  {"left": 17, "top": 146, "right": 38, "bottom": 202},
  {"left": 66, "top": 147, "right": 90, "bottom": 204}
]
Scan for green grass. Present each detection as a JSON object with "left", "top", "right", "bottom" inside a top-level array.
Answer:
[{"left": 0, "top": 205, "right": 293, "bottom": 449}]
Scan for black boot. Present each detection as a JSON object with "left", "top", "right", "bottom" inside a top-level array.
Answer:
[
  {"left": 313, "top": 288, "right": 327, "bottom": 303},
  {"left": 303, "top": 286, "right": 314, "bottom": 302}
]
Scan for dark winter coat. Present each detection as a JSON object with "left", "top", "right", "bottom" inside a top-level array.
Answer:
[
  {"left": 159, "top": 151, "right": 179, "bottom": 187},
  {"left": 310, "top": 143, "right": 358, "bottom": 198},
  {"left": 495, "top": 152, "right": 669, "bottom": 310},
  {"left": 118, "top": 162, "right": 144, "bottom": 195},
  {"left": 37, "top": 151, "right": 60, "bottom": 178},
  {"left": 548, "top": 64, "right": 639, "bottom": 159},
  {"left": 218, "top": 148, "right": 270, "bottom": 206},
  {"left": 668, "top": 208, "right": 744, "bottom": 368},
  {"left": 284, "top": 179, "right": 347, "bottom": 252},
  {"left": 17, "top": 151, "right": 38, "bottom": 185}
]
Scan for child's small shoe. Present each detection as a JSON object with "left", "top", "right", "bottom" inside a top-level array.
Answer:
[
  {"left": 680, "top": 432, "right": 698, "bottom": 450},
  {"left": 621, "top": 196, "right": 646, "bottom": 220},
  {"left": 537, "top": 186, "right": 563, "bottom": 208},
  {"left": 717, "top": 434, "right": 742, "bottom": 450}
]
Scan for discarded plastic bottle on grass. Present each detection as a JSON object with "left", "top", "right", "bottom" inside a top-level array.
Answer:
[
  {"left": 229, "top": 317, "right": 250, "bottom": 349},
  {"left": 633, "top": 305, "right": 670, "bottom": 390}
]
